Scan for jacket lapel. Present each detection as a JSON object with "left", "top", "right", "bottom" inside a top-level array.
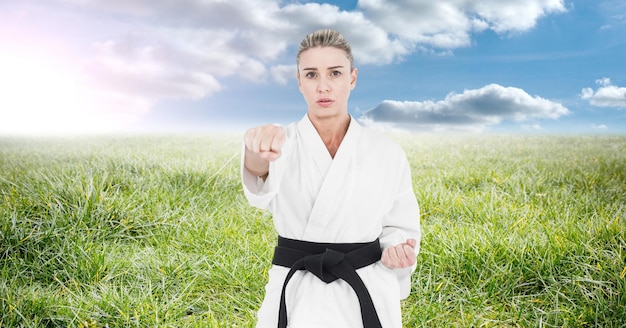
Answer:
[{"left": 301, "top": 116, "right": 361, "bottom": 240}]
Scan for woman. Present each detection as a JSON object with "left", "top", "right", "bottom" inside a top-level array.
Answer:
[{"left": 242, "top": 29, "right": 420, "bottom": 328}]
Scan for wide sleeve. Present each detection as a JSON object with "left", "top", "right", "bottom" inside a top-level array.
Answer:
[{"left": 378, "top": 151, "right": 421, "bottom": 299}]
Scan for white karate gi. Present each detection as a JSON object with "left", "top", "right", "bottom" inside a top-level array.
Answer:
[{"left": 242, "top": 114, "right": 421, "bottom": 328}]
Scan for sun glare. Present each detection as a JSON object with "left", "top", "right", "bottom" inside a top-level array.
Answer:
[{"left": 0, "top": 52, "right": 109, "bottom": 135}]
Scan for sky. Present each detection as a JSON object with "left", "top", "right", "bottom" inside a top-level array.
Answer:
[{"left": 0, "top": 0, "right": 625, "bottom": 135}]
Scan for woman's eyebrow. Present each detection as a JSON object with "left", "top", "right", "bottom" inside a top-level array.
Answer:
[{"left": 302, "top": 65, "right": 345, "bottom": 71}]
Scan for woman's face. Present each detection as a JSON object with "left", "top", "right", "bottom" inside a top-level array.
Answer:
[{"left": 297, "top": 46, "right": 357, "bottom": 121}]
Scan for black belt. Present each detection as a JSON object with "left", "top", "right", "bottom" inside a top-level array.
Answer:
[{"left": 272, "top": 236, "right": 383, "bottom": 328}]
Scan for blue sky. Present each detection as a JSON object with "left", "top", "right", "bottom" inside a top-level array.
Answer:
[{"left": 1, "top": 0, "right": 625, "bottom": 135}]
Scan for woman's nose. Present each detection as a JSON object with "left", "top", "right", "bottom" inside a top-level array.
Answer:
[{"left": 316, "top": 76, "right": 330, "bottom": 92}]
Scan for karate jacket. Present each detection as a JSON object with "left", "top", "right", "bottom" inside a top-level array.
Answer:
[{"left": 242, "top": 114, "right": 421, "bottom": 328}]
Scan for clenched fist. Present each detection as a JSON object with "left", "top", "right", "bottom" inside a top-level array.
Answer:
[
  {"left": 243, "top": 124, "right": 285, "bottom": 178},
  {"left": 381, "top": 239, "right": 417, "bottom": 269}
]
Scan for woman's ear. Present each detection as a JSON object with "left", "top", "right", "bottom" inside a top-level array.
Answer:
[
  {"left": 350, "top": 68, "right": 358, "bottom": 90},
  {"left": 296, "top": 72, "right": 303, "bottom": 93}
]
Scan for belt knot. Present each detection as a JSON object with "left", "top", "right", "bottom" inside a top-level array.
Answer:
[{"left": 304, "top": 248, "right": 345, "bottom": 283}]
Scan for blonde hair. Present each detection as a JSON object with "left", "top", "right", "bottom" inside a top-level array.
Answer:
[{"left": 297, "top": 29, "right": 354, "bottom": 71}]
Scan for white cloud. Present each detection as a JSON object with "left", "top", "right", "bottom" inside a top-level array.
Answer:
[
  {"left": 68, "top": 0, "right": 569, "bottom": 72},
  {"left": 87, "top": 38, "right": 223, "bottom": 100},
  {"left": 580, "top": 78, "right": 626, "bottom": 108},
  {"left": 596, "top": 77, "right": 611, "bottom": 86},
  {"left": 270, "top": 64, "right": 297, "bottom": 85},
  {"left": 275, "top": 2, "right": 410, "bottom": 65},
  {"left": 360, "top": 84, "right": 570, "bottom": 132},
  {"left": 358, "top": 0, "right": 566, "bottom": 48},
  {"left": 591, "top": 124, "right": 608, "bottom": 130},
  {"left": 358, "top": 1, "right": 476, "bottom": 48},
  {"left": 598, "top": 0, "right": 626, "bottom": 29},
  {"left": 59, "top": 0, "right": 568, "bottom": 99},
  {"left": 466, "top": 0, "right": 567, "bottom": 33},
  {"left": 0, "top": 0, "right": 568, "bottom": 133},
  {"left": 42, "top": 0, "right": 412, "bottom": 122}
]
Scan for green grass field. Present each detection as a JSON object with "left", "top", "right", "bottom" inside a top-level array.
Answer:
[{"left": 1, "top": 134, "right": 624, "bottom": 327}]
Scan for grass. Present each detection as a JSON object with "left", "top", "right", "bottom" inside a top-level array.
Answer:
[{"left": 1, "top": 134, "right": 624, "bottom": 327}]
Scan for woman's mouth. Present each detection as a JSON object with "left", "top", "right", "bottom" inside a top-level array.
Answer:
[{"left": 317, "top": 98, "right": 334, "bottom": 107}]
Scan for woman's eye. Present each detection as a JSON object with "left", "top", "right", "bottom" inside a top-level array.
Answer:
[
  {"left": 331, "top": 70, "right": 342, "bottom": 77},
  {"left": 305, "top": 72, "right": 317, "bottom": 79}
]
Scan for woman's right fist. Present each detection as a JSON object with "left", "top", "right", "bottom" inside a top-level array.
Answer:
[{"left": 244, "top": 124, "right": 285, "bottom": 162}]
